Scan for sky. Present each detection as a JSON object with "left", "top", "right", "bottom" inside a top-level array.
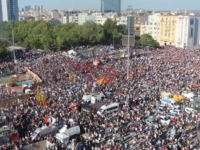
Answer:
[{"left": 19, "top": 0, "right": 200, "bottom": 11}]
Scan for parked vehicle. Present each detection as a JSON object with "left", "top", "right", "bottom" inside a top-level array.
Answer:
[
  {"left": 91, "top": 93, "right": 106, "bottom": 103},
  {"left": 55, "top": 125, "right": 81, "bottom": 148},
  {"left": 97, "top": 103, "right": 119, "bottom": 117},
  {"left": 145, "top": 117, "right": 158, "bottom": 126},
  {"left": 161, "top": 98, "right": 180, "bottom": 109},
  {"left": 82, "top": 93, "right": 95, "bottom": 103},
  {"left": 167, "top": 112, "right": 179, "bottom": 120},
  {"left": 185, "top": 107, "right": 197, "bottom": 114},
  {"left": 31, "top": 125, "right": 58, "bottom": 140},
  {"left": 158, "top": 115, "right": 171, "bottom": 125}
]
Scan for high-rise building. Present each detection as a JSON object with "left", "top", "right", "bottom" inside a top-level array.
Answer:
[
  {"left": 0, "top": 0, "right": 2, "bottom": 21},
  {"left": 1, "top": 0, "right": 19, "bottom": 21},
  {"left": 101, "top": 0, "right": 121, "bottom": 15},
  {"left": 39, "top": 5, "right": 43, "bottom": 12}
]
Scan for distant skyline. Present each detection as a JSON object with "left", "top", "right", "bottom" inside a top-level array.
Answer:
[{"left": 19, "top": 0, "right": 200, "bottom": 11}]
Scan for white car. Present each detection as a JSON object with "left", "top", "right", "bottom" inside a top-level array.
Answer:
[
  {"left": 169, "top": 109, "right": 182, "bottom": 115},
  {"left": 185, "top": 107, "right": 197, "bottom": 114},
  {"left": 159, "top": 115, "right": 171, "bottom": 125},
  {"left": 91, "top": 93, "right": 105, "bottom": 103},
  {"left": 82, "top": 93, "right": 95, "bottom": 102},
  {"left": 182, "top": 91, "right": 194, "bottom": 99}
]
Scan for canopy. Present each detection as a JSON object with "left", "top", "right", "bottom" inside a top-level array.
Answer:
[
  {"left": 173, "top": 95, "right": 184, "bottom": 102},
  {"left": 161, "top": 91, "right": 171, "bottom": 98},
  {"left": 68, "top": 50, "right": 77, "bottom": 56},
  {"left": 182, "top": 91, "right": 194, "bottom": 99}
]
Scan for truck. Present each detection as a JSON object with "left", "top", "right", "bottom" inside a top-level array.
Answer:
[{"left": 55, "top": 125, "right": 81, "bottom": 147}]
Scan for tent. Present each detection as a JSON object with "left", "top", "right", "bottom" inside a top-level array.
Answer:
[
  {"left": 161, "top": 91, "right": 171, "bottom": 98},
  {"left": 68, "top": 50, "right": 77, "bottom": 56},
  {"left": 173, "top": 95, "right": 184, "bottom": 102}
]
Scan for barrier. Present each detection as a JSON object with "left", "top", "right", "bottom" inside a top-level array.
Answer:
[
  {"left": 0, "top": 94, "right": 29, "bottom": 107},
  {"left": 24, "top": 67, "right": 42, "bottom": 83}
]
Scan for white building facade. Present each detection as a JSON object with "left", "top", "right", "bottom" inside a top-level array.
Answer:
[
  {"left": 176, "top": 15, "right": 198, "bottom": 49},
  {"left": 140, "top": 13, "right": 161, "bottom": 41}
]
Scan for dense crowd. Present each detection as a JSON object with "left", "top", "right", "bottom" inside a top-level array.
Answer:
[{"left": 0, "top": 46, "right": 200, "bottom": 150}]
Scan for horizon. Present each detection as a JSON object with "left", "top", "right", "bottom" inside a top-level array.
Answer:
[{"left": 18, "top": 0, "right": 200, "bottom": 11}]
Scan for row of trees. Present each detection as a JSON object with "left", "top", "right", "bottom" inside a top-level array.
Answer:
[
  {"left": 0, "top": 19, "right": 159, "bottom": 52},
  {"left": 0, "top": 19, "right": 127, "bottom": 51}
]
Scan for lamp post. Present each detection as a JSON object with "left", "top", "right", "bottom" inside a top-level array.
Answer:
[
  {"left": 11, "top": 23, "right": 16, "bottom": 63},
  {"left": 113, "top": 32, "right": 114, "bottom": 50},
  {"left": 127, "top": 6, "right": 133, "bottom": 80}
]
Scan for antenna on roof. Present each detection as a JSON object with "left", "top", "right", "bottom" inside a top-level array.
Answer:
[{"left": 185, "top": 8, "right": 187, "bottom": 14}]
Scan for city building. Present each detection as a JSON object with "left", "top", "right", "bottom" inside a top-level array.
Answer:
[
  {"left": 1, "top": 0, "right": 19, "bottom": 21},
  {"left": 101, "top": 0, "right": 121, "bottom": 15},
  {"left": 116, "top": 15, "right": 127, "bottom": 25},
  {"left": 78, "top": 13, "right": 89, "bottom": 25},
  {"left": 176, "top": 14, "right": 198, "bottom": 49},
  {"left": 158, "top": 13, "right": 178, "bottom": 46},
  {"left": 140, "top": 13, "right": 160, "bottom": 41},
  {"left": 68, "top": 14, "right": 78, "bottom": 23},
  {"left": 51, "top": 9, "right": 60, "bottom": 19},
  {"left": 62, "top": 15, "right": 69, "bottom": 24},
  {"left": 0, "top": 0, "right": 2, "bottom": 21},
  {"left": 24, "top": 5, "right": 31, "bottom": 11},
  {"left": 134, "top": 13, "right": 149, "bottom": 37}
]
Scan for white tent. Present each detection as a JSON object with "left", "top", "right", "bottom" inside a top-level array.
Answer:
[{"left": 68, "top": 50, "right": 77, "bottom": 56}]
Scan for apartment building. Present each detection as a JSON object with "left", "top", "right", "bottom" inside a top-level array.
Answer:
[
  {"left": 140, "top": 13, "right": 160, "bottom": 41},
  {"left": 176, "top": 15, "right": 199, "bottom": 49},
  {"left": 159, "top": 13, "right": 178, "bottom": 46}
]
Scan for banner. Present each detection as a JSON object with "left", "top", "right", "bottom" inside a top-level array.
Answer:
[
  {"left": 97, "top": 75, "right": 114, "bottom": 85},
  {"left": 36, "top": 86, "right": 46, "bottom": 106},
  {"left": 24, "top": 67, "right": 42, "bottom": 83}
]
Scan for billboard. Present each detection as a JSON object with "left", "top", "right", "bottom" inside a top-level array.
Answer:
[{"left": 122, "top": 35, "right": 135, "bottom": 47}]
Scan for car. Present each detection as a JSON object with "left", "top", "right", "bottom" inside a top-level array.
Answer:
[
  {"left": 145, "top": 117, "right": 158, "bottom": 126},
  {"left": 91, "top": 93, "right": 106, "bottom": 103},
  {"left": 155, "top": 106, "right": 166, "bottom": 114},
  {"left": 185, "top": 107, "right": 197, "bottom": 114},
  {"left": 167, "top": 112, "right": 179, "bottom": 120},
  {"left": 169, "top": 109, "right": 182, "bottom": 115},
  {"left": 82, "top": 93, "right": 95, "bottom": 103},
  {"left": 158, "top": 115, "right": 171, "bottom": 125}
]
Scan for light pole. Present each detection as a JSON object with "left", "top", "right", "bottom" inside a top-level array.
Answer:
[
  {"left": 113, "top": 32, "right": 114, "bottom": 50},
  {"left": 11, "top": 23, "right": 16, "bottom": 63},
  {"left": 127, "top": 6, "right": 133, "bottom": 80}
]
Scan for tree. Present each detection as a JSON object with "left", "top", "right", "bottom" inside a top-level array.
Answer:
[
  {"left": 81, "top": 21, "right": 103, "bottom": 45},
  {"left": 140, "top": 34, "right": 159, "bottom": 48},
  {"left": 0, "top": 40, "right": 9, "bottom": 58},
  {"left": 103, "top": 19, "right": 118, "bottom": 44}
]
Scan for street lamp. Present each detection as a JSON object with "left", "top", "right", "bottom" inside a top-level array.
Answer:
[
  {"left": 127, "top": 6, "right": 133, "bottom": 80},
  {"left": 113, "top": 32, "right": 114, "bottom": 50},
  {"left": 11, "top": 23, "right": 16, "bottom": 63}
]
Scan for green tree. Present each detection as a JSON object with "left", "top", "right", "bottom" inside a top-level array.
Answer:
[
  {"left": 53, "top": 23, "right": 81, "bottom": 50},
  {"left": 140, "top": 34, "right": 159, "bottom": 48},
  {"left": 0, "top": 40, "right": 9, "bottom": 57},
  {"left": 81, "top": 21, "right": 103, "bottom": 45},
  {"left": 103, "top": 19, "right": 118, "bottom": 44},
  {"left": 117, "top": 24, "right": 128, "bottom": 35}
]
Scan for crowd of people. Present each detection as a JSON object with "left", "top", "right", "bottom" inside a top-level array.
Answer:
[{"left": 0, "top": 46, "right": 199, "bottom": 150}]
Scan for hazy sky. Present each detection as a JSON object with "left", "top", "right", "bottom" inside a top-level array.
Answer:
[{"left": 19, "top": 0, "right": 200, "bottom": 11}]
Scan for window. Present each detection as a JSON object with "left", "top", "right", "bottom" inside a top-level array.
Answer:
[
  {"left": 190, "top": 28, "right": 193, "bottom": 37},
  {"left": 190, "top": 18, "right": 194, "bottom": 25}
]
